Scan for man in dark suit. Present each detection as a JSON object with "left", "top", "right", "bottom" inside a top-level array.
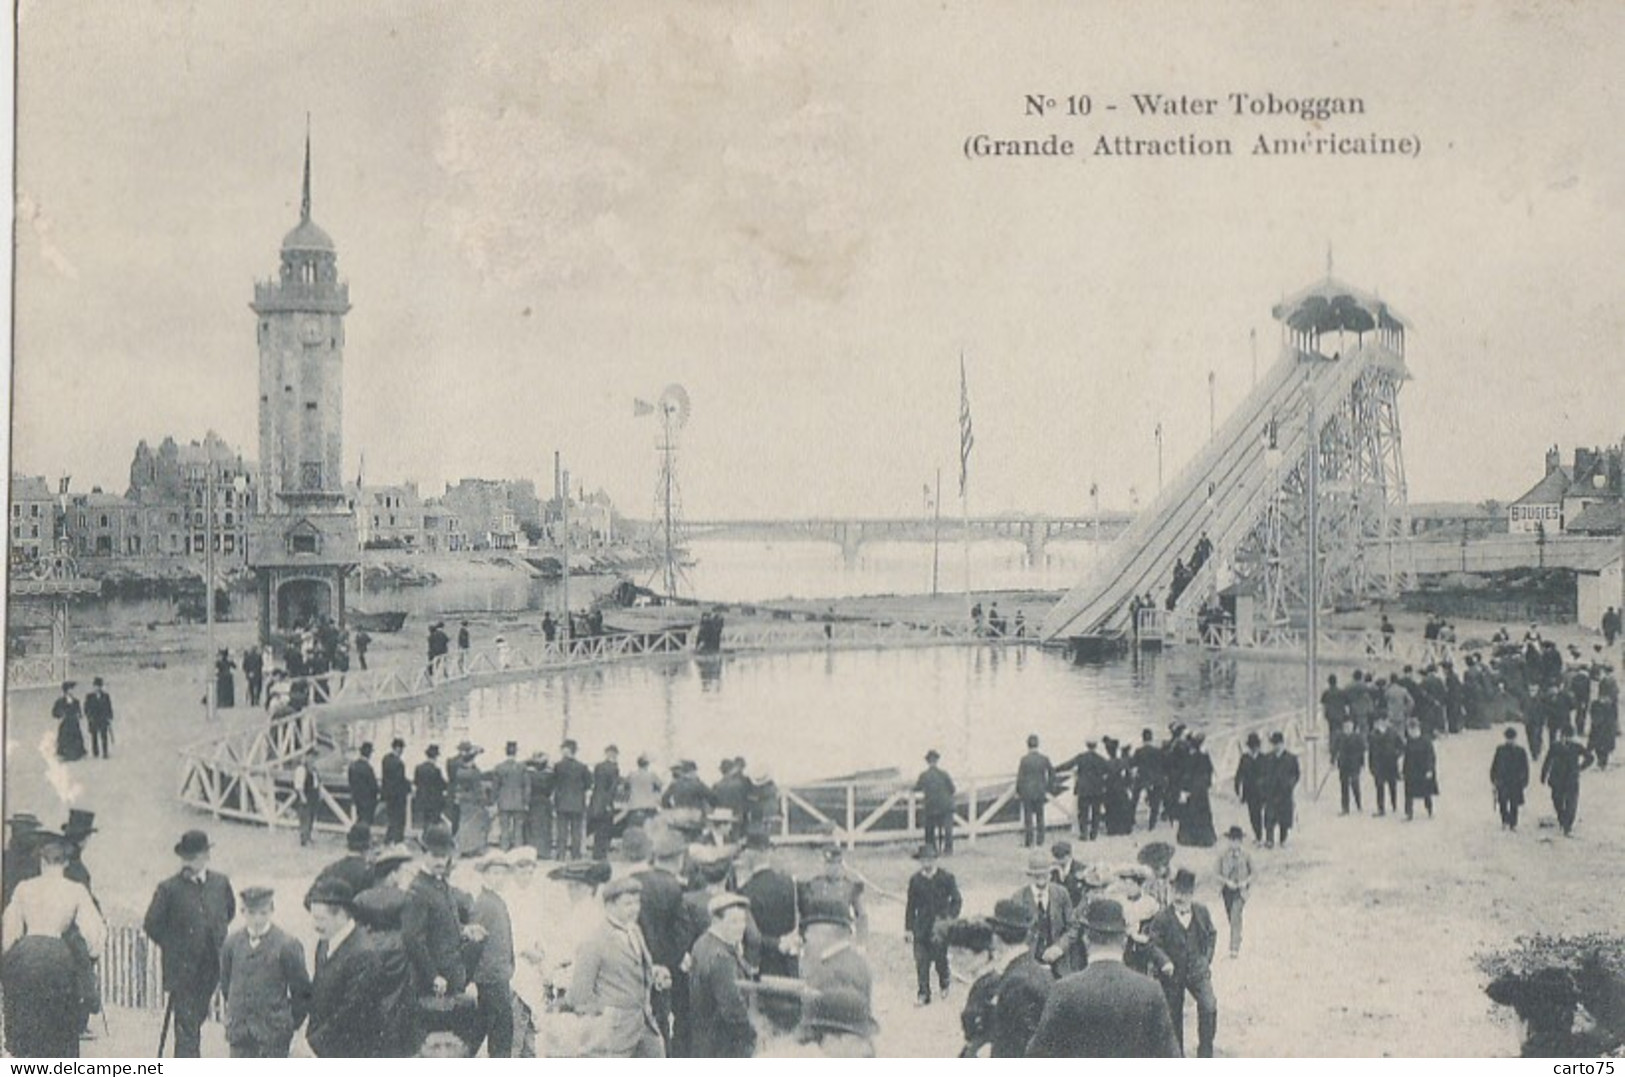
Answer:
[
  {"left": 1259, "top": 732, "right": 1300, "bottom": 848},
  {"left": 1057, "top": 740, "right": 1112, "bottom": 841},
  {"left": 588, "top": 745, "right": 622, "bottom": 860},
  {"left": 1368, "top": 715, "right": 1404, "bottom": 816},
  {"left": 1009, "top": 850, "right": 1073, "bottom": 972},
  {"left": 1131, "top": 729, "right": 1167, "bottom": 830},
  {"left": 381, "top": 738, "right": 411, "bottom": 844},
  {"left": 687, "top": 893, "right": 756, "bottom": 1058},
  {"left": 978, "top": 899, "right": 1052, "bottom": 1057},
  {"left": 915, "top": 749, "right": 957, "bottom": 854},
  {"left": 401, "top": 825, "right": 472, "bottom": 1008},
  {"left": 635, "top": 832, "right": 692, "bottom": 1054},
  {"left": 1016, "top": 734, "right": 1055, "bottom": 848},
  {"left": 413, "top": 745, "right": 448, "bottom": 831},
  {"left": 903, "top": 845, "right": 963, "bottom": 1006},
  {"left": 524, "top": 752, "right": 555, "bottom": 857},
  {"left": 348, "top": 742, "right": 379, "bottom": 829},
  {"left": 142, "top": 829, "right": 236, "bottom": 1057},
  {"left": 308, "top": 824, "right": 375, "bottom": 907},
  {"left": 552, "top": 739, "right": 593, "bottom": 860},
  {"left": 218, "top": 886, "right": 310, "bottom": 1057},
  {"left": 306, "top": 878, "right": 380, "bottom": 1057},
  {"left": 1146, "top": 868, "right": 1218, "bottom": 1057},
  {"left": 736, "top": 843, "right": 799, "bottom": 979},
  {"left": 1334, "top": 719, "right": 1367, "bottom": 815},
  {"left": 1027, "top": 898, "right": 1181, "bottom": 1057},
  {"left": 1541, "top": 724, "right": 1594, "bottom": 836},
  {"left": 84, "top": 676, "right": 114, "bottom": 759},
  {"left": 1232, "top": 732, "right": 1266, "bottom": 841},
  {"left": 1491, "top": 726, "right": 1531, "bottom": 830},
  {"left": 1049, "top": 841, "right": 1089, "bottom": 909}
]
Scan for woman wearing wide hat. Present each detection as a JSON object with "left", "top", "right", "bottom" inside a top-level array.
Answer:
[
  {"left": 1175, "top": 734, "right": 1218, "bottom": 848},
  {"left": 1, "top": 832, "right": 106, "bottom": 1057},
  {"left": 53, "top": 681, "right": 87, "bottom": 762}
]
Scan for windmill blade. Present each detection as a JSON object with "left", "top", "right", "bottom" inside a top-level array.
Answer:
[{"left": 659, "top": 384, "right": 691, "bottom": 429}]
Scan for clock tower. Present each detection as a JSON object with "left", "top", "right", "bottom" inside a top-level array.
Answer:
[{"left": 246, "top": 128, "right": 359, "bottom": 640}]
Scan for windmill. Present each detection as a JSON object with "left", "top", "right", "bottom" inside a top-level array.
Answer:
[{"left": 634, "top": 384, "right": 691, "bottom": 599}]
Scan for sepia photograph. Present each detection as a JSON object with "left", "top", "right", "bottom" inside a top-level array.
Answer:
[{"left": 3, "top": 0, "right": 1624, "bottom": 1062}]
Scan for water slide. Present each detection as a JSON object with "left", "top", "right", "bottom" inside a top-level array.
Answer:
[{"left": 1040, "top": 337, "right": 1402, "bottom": 642}]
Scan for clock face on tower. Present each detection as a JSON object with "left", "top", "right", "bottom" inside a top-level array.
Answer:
[{"left": 300, "top": 317, "right": 324, "bottom": 346}]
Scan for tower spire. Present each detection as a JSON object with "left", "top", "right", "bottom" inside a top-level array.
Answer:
[{"left": 301, "top": 114, "right": 312, "bottom": 223}]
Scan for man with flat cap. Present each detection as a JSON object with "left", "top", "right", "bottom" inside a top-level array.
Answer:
[
  {"left": 84, "top": 677, "right": 114, "bottom": 759},
  {"left": 552, "top": 739, "right": 593, "bottom": 860},
  {"left": 797, "top": 845, "right": 868, "bottom": 940},
  {"left": 688, "top": 892, "right": 757, "bottom": 1057},
  {"left": 1027, "top": 898, "right": 1180, "bottom": 1057},
  {"left": 348, "top": 741, "right": 380, "bottom": 830},
  {"left": 306, "top": 877, "right": 381, "bottom": 1057},
  {"left": 381, "top": 738, "right": 411, "bottom": 843},
  {"left": 915, "top": 749, "right": 957, "bottom": 855},
  {"left": 904, "top": 844, "right": 963, "bottom": 1007},
  {"left": 1146, "top": 868, "right": 1219, "bottom": 1057},
  {"left": 219, "top": 886, "right": 310, "bottom": 1057},
  {"left": 635, "top": 831, "right": 693, "bottom": 1054},
  {"left": 143, "top": 830, "right": 236, "bottom": 1057},
  {"left": 413, "top": 745, "right": 448, "bottom": 832},
  {"left": 567, "top": 874, "right": 667, "bottom": 1057}
]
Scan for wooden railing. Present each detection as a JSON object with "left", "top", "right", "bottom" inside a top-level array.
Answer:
[
  {"left": 1158, "top": 611, "right": 1458, "bottom": 669},
  {"left": 5, "top": 652, "right": 70, "bottom": 690},
  {"left": 179, "top": 620, "right": 1034, "bottom": 834}
]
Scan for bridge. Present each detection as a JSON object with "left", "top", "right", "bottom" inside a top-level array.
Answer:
[
  {"left": 680, "top": 514, "right": 1133, "bottom": 565},
  {"left": 1044, "top": 276, "right": 1414, "bottom": 644}
]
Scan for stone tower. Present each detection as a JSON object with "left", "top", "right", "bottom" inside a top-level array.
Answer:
[{"left": 246, "top": 127, "right": 358, "bottom": 640}]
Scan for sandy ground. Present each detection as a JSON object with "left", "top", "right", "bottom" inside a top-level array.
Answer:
[{"left": 7, "top": 596, "right": 1623, "bottom": 1057}]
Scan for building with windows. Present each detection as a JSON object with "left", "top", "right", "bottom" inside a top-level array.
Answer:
[
  {"left": 245, "top": 134, "right": 359, "bottom": 637},
  {"left": 1509, "top": 444, "right": 1622, "bottom": 535},
  {"left": 421, "top": 500, "right": 466, "bottom": 552},
  {"left": 349, "top": 482, "right": 426, "bottom": 549},
  {"left": 126, "top": 433, "right": 258, "bottom": 560},
  {"left": 63, "top": 490, "right": 140, "bottom": 557},
  {"left": 438, "top": 478, "right": 538, "bottom": 550},
  {"left": 8, "top": 475, "right": 60, "bottom": 561}
]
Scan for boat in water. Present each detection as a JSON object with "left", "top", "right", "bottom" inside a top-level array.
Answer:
[{"left": 350, "top": 609, "right": 408, "bottom": 633}]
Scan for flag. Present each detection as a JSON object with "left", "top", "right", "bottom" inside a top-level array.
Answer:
[
  {"left": 633, "top": 398, "right": 655, "bottom": 417},
  {"left": 958, "top": 354, "right": 974, "bottom": 498}
]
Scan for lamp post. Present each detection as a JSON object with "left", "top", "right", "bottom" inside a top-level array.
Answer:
[
  {"left": 204, "top": 465, "right": 247, "bottom": 721},
  {"left": 1154, "top": 423, "right": 1164, "bottom": 495},
  {"left": 1208, "top": 371, "right": 1216, "bottom": 438}
]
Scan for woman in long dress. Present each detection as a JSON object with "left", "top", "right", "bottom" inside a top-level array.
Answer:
[
  {"left": 1176, "top": 736, "right": 1218, "bottom": 847},
  {"left": 454, "top": 759, "right": 492, "bottom": 856},
  {"left": 1102, "top": 739, "right": 1136, "bottom": 836},
  {"left": 1, "top": 836, "right": 105, "bottom": 1057},
  {"left": 54, "top": 695, "right": 87, "bottom": 763},
  {"left": 215, "top": 649, "right": 237, "bottom": 708}
]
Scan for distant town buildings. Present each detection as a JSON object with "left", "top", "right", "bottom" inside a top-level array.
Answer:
[
  {"left": 349, "top": 481, "right": 426, "bottom": 550},
  {"left": 1509, "top": 444, "right": 1623, "bottom": 535},
  {"left": 8, "top": 475, "right": 58, "bottom": 561},
  {"left": 125, "top": 432, "right": 258, "bottom": 560},
  {"left": 438, "top": 478, "right": 541, "bottom": 551}
]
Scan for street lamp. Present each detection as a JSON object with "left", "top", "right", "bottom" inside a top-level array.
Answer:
[
  {"left": 204, "top": 465, "right": 249, "bottom": 721},
  {"left": 1208, "top": 371, "right": 1216, "bottom": 438},
  {"left": 1154, "top": 423, "right": 1164, "bottom": 495}
]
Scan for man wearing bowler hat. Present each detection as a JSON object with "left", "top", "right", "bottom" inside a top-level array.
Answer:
[
  {"left": 219, "top": 886, "right": 310, "bottom": 1057},
  {"left": 413, "top": 745, "right": 448, "bottom": 832},
  {"left": 1146, "top": 868, "right": 1218, "bottom": 1057},
  {"left": 1214, "top": 826, "right": 1255, "bottom": 958},
  {"left": 904, "top": 845, "right": 963, "bottom": 1006},
  {"left": 381, "top": 737, "right": 411, "bottom": 843},
  {"left": 143, "top": 830, "right": 236, "bottom": 1057},
  {"left": 306, "top": 877, "right": 380, "bottom": 1057},
  {"left": 914, "top": 749, "right": 957, "bottom": 855},
  {"left": 309, "top": 823, "right": 375, "bottom": 907},
  {"left": 348, "top": 741, "right": 380, "bottom": 830},
  {"left": 978, "top": 898, "right": 1050, "bottom": 1057},
  {"left": 1027, "top": 898, "right": 1180, "bottom": 1057},
  {"left": 402, "top": 824, "right": 476, "bottom": 1014},
  {"left": 84, "top": 677, "right": 114, "bottom": 759}
]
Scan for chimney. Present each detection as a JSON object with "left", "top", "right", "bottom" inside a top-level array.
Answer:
[{"left": 1545, "top": 445, "right": 1561, "bottom": 476}]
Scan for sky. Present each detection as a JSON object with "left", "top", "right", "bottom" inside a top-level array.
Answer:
[{"left": 11, "top": 1, "right": 1625, "bottom": 519}]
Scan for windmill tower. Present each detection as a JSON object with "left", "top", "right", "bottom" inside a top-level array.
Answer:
[{"left": 640, "top": 384, "right": 691, "bottom": 599}]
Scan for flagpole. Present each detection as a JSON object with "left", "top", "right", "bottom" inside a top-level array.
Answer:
[
  {"left": 931, "top": 467, "right": 942, "bottom": 598},
  {"left": 958, "top": 353, "right": 974, "bottom": 613}
]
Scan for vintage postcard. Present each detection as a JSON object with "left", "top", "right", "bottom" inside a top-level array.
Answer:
[{"left": 4, "top": 1, "right": 1623, "bottom": 1062}]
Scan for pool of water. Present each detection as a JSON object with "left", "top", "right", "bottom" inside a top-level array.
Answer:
[{"left": 340, "top": 644, "right": 1302, "bottom": 785}]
